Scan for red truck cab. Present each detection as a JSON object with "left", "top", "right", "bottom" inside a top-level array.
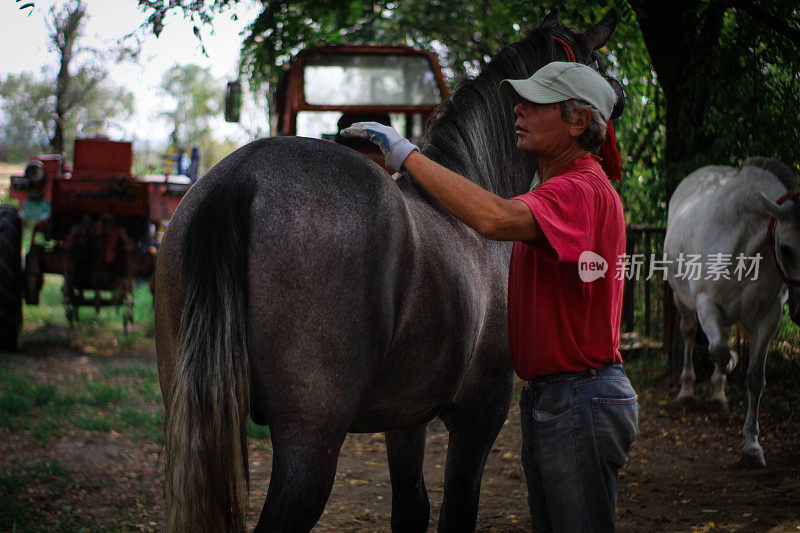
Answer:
[{"left": 228, "top": 45, "right": 450, "bottom": 172}]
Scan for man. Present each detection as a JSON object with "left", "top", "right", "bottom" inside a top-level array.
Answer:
[{"left": 341, "top": 61, "right": 638, "bottom": 532}]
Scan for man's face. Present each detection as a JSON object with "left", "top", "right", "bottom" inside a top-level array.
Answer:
[{"left": 513, "top": 100, "right": 575, "bottom": 158}]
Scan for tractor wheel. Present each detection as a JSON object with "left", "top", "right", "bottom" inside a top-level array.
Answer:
[{"left": 0, "top": 206, "right": 22, "bottom": 352}]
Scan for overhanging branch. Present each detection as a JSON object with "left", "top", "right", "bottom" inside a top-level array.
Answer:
[{"left": 721, "top": 0, "right": 800, "bottom": 49}]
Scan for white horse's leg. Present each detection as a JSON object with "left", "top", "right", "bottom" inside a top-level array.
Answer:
[
  {"left": 709, "top": 326, "right": 734, "bottom": 412},
  {"left": 741, "top": 313, "right": 781, "bottom": 469},
  {"left": 696, "top": 294, "right": 738, "bottom": 374},
  {"left": 676, "top": 299, "right": 698, "bottom": 402}
]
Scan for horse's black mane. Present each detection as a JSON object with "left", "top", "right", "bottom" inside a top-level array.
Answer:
[
  {"left": 742, "top": 157, "right": 798, "bottom": 192},
  {"left": 409, "top": 22, "right": 590, "bottom": 199}
]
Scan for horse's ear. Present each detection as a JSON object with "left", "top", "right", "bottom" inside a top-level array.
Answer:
[
  {"left": 542, "top": 10, "right": 559, "bottom": 27},
  {"left": 583, "top": 9, "right": 617, "bottom": 52}
]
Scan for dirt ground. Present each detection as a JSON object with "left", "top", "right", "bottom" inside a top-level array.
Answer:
[
  {"left": 261, "top": 381, "right": 800, "bottom": 533},
  {"left": 2, "top": 347, "right": 800, "bottom": 532}
]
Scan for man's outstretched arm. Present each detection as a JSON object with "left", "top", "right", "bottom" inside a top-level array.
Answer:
[
  {"left": 340, "top": 121, "right": 543, "bottom": 243},
  {"left": 402, "top": 151, "right": 543, "bottom": 242}
]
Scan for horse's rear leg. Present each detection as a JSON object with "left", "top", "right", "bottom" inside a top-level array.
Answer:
[
  {"left": 741, "top": 312, "right": 781, "bottom": 469},
  {"left": 255, "top": 426, "right": 347, "bottom": 532},
  {"left": 386, "top": 425, "right": 430, "bottom": 532},
  {"left": 675, "top": 298, "right": 699, "bottom": 402},
  {"left": 249, "top": 345, "right": 367, "bottom": 532}
]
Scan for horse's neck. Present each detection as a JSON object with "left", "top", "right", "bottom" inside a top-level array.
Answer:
[
  {"left": 722, "top": 171, "right": 789, "bottom": 213},
  {"left": 426, "top": 142, "right": 534, "bottom": 200},
  {"left": 419, "top": 87, "right": 536, "bottom": 199},
  {"left": 718, "top": 173, "right": 789, "bottom": 255}
]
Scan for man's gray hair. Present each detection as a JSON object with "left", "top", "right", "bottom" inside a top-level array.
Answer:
[{"left": 559, "top": 99, "right": 607, "bottom": 152}]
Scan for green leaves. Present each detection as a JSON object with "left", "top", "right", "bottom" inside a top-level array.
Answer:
[
  {"left": 135, "top": 0, "right": 800, "bottom": 225},
  {"left": 158, "top": 63, "right": 224, "bottom": 151},
  {"left": 0, "top": 73, "right": 54, "bottom": 160}
]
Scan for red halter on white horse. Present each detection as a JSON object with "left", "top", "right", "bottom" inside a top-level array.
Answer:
[{"left": 766, "top": 189, "right": 800, "bottom": 287}]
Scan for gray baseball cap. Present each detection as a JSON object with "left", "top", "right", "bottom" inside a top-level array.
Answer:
[{"left": 500, "top": 61, "right": 616, "bottom": 121}]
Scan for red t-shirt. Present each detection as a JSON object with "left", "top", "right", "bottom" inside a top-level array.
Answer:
[{"left": 507, "top": 154, "right": 625, "bottom": 380}]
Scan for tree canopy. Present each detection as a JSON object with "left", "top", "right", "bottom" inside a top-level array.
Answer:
[
  {"left": 0, "top": 0, "right": 136, "bottom": 160},
  {"left": 156, "top": 63, "right": 239, "bottom": 174},
  {"left": 159, "top": 64, "right": 223, "bottom": 148},
  {"left": 629, "top": 0, "right": 800, "bottom": 200},
  {"left": 136, "top": 0, "right": 800, "bottom": 224},
  {"left": 0, "top": 72, "right": 54, "bottom": 161}
]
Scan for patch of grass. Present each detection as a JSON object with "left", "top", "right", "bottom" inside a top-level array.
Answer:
[
  {"left": 100, "top": 362, "right": 158, "bottom": 380},
  {"left": 22, "top": 275, "right": 68, "bottom": 330},
  {"left": 142, "top": 382, "right": 163, "bottom": 404},
  {"left": 136, "top": 415, "right": 164, "bottom": 444},
  {"left": 22, "top": 274, "right": 155, "bottom": 352},
  {"left": 0, "top": 460, "right": 73, "bottom": 531},
  {"left": 772, "top": 305, "right": 800, "bottom": 362},
  {"left": 118, "top": 406, "right": 151, "bottom": 426},
  {"left": 625, "top": 350, "right": 670, "bottom": 389},
  {"left": 83, "top": 382, "right": 127, "bottom": 407},
  {"left": 117, "top": 331, "right": 142, "bottom": 350},
  {"left": 0, "top": 460, "right": 122, "bottom": 533},
  {"left": 131, "top": 280, "right": 154, "bottom": 326},
  {"left": 0, "top": 369, "right": 62, "bottom": 424},
  {"left": 111, "top": 405, "right": 164, "bottom": 443},
  {"left": 73, "top": 412, "right": 115, "bottom": 432},
  {"left": 0, "top": 496, "right": 28, "bottom": 531},
  {"left": 0, "top": 358, "right": 164, "bottom": 446}
]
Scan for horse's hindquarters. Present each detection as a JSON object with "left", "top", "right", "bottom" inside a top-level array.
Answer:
[
  {"left": 232, "top": 138, "right": 411, "bottom": 430},
  {"left": 154, "top": 136, "right": 410, "bottom": 530}
]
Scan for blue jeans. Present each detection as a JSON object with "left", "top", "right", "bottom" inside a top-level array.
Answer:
[{"left": 519, "top": 363, "right": 638, "bottom": 532}]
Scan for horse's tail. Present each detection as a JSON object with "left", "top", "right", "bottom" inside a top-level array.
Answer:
[{"left": 164, "top": 173, "right": 256, "bottom": 532}]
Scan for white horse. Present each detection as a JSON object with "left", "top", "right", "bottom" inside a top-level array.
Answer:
[{"left": 665, "top": 157, "right": 800, "bottom": 469}]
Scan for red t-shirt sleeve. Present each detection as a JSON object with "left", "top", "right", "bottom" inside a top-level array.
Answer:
[{"left": 513, "top": 176, "right": 594, "bottom": 263}]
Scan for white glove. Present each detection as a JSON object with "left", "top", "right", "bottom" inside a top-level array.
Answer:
[{"left": 339, "top": 121, "right": 418, "bottom": 172}]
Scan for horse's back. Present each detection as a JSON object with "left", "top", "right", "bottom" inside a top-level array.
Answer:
[
  {"left": 158, "top": 135, "right": 405, "bottom": 293},
  {"left": 667, "top": 165, "right": 737, "bottom": 223},
  {"left": 665, "top": 165, "right": 739, "bottom": 254}
]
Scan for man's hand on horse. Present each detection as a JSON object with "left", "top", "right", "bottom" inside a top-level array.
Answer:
[{"left": 339, "top": 122, "right": 419, "bottom": 172}]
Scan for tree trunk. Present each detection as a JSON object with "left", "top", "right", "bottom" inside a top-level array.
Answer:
[
  {"left": 51, "top": 52, "right": 71, "bottom": 154},
  {"left": 627, "top": 0, "right": 725, "bottom": 199},
  {"left": 48, "top": 0, "right": 86, "bottom": 155},
  {"left": 627, "top": 1, "right": 726, "bottom": 375}
]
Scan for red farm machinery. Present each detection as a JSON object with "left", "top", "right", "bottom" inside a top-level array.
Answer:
[{"left": 0, "top": 129, "right": 191, "bottom": 350}]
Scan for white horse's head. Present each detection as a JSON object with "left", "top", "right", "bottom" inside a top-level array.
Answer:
[{"left": 757, "top": 190, "right": 800, "bottom": 325}]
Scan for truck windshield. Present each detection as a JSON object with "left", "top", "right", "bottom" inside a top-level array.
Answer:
[
  {"left": 303, "top": 53, "right": 441, "bottom": 106},
  {"left": 297, "top": 112, "right": 425, "bottom": 141}
]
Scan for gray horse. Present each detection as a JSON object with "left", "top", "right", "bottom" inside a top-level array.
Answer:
[
  {"left": 665, "top": 157, "right": 800, "bottom": 469},
  {"left": 154, "top": 11, "right": 620, "bottom": 532}
]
